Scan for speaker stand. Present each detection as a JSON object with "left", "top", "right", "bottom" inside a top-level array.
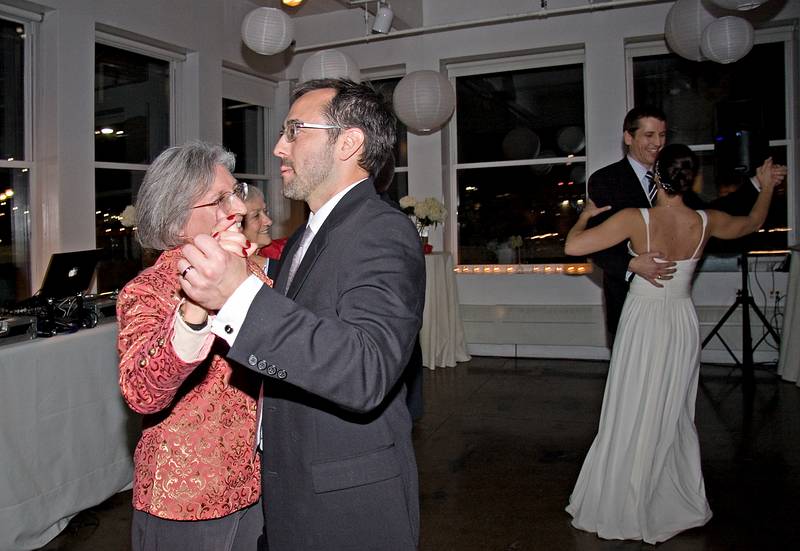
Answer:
[{"left": 701, "top": 252, "right": 781, "bottom": 384}]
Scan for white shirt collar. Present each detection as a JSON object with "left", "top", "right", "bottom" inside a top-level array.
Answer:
[{"left": 306, "top": 178, "right": 367, "bottom": 235}]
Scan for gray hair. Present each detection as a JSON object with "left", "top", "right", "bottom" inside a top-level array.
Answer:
[
  {"left": 135, "top": 141, "right": 235, "bottom": 250},
  {"left": 244, "top": 184, "right": 264, "bottom": 205}
]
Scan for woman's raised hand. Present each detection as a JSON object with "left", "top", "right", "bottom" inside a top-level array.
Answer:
[{"left": 210, "top": 216, "right": 259, "bottom": 258}]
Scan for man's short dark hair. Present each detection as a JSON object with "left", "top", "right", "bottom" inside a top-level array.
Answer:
[
  {"left": 292, "top": 79, "right": 396, "bottom": 177},
  {"left": 623, "top": 105, "right": 667, "bottom": 136}
]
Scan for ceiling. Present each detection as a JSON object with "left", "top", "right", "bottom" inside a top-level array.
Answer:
[{"left": 255, "top": 0, "right": 422, "bottom": 30}]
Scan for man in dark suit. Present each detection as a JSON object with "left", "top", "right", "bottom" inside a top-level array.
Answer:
[
  {"left": 586, "top": 106, "right": 677, "bottom": 344},
  {"left": 179, "top": 79, "right": 425, "bottom": 550}
]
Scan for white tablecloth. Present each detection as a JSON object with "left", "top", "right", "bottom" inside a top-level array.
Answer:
[
  {"left": 778, "top": 249, "right": 800, "bottom": 387},
  {"left": 420, "top": 252, "right": 471, "bottom": 369},
  {"left": 0, "top": 322, "right": 137, "bottom": 551}
]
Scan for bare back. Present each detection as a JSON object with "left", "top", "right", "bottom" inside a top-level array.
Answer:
[{"left": 628, "top": 206, "right": 708, "bottom": 261}]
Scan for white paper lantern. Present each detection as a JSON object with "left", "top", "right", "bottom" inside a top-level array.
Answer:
[
  {"left": 392, "top": 71, "right": 456, "bottom": 132},
  {"left": 241, "top": 8, "right": 294, "bottom": 56},
  {"left": 708, "top": 0, "right": 767, "bottom": 10},
  {"left": 664, "top": 0, "right": 716, "bottom": 61},
  {"left": 556, "top": 126, "right": 585, "bottom": 154},
  {"left": 300, "top": 49, "right": 361, "bottom": 83},
  {"left": 701, "top": 16, "right": 754, "bottom": 64}
]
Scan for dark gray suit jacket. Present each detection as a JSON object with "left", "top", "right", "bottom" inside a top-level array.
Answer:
[{"left": 228, "top": 179, "right": 425, "bottom": 550}]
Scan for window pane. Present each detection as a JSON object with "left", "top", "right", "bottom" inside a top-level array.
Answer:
[
  {"left": 456, "top": 64, "right": 586, "bottom": 164},
  {"left": 0, "top": 169, "right": 30, "bottom": 305},
  {"left": 0, "top": 18, "right": 25, "bottom": 160},
  {"left": 95, "top": 168, "right": 144, "bottom": 292},
  {"left": 95, "top": 44, "right": 170, "bottom": 164},
  {"left": 223, "top": 99, "right": 265, "bottom": 175},
  {"left": 457, "top": 163, "right": 585, "bottom": 264},
  {"left": 633, "top": 42, "right": 785, "bottom": 145},
  {"left": 372, "top": 78, "right": 408, "bottom": 167}
]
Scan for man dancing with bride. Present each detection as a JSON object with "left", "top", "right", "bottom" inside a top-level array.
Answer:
[{"left": 564, "top": 143, "right": 785, "bottom": 544}]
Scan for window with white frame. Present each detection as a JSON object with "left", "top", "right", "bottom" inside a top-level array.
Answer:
[
  {"left": 448, "top": 50, "right": 587, "bottom": 265},
  {"left": 221, "top": 68, "right": 275, "bottom": 228},
  {"left": 94, "top": 36, "right": 179, "bottom": 292},
  {"left": 0, "top": 14, "right": 32, "bottom": 306},
  {"left": 627, "top": 28, "right": 794, "bottom": 253}
]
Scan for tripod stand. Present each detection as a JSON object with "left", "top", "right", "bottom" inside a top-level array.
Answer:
[{"left": 702, "top": 252, "right": 781, "bottom": 383}]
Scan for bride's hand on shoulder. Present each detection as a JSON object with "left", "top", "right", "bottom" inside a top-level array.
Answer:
[{"left": 582, "top": 199, "right": 612, "bottom": 219}]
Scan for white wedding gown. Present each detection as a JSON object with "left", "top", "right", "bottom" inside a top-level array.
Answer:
[{"left": 566, "top": 209, "right": 712, "bottom": 544}]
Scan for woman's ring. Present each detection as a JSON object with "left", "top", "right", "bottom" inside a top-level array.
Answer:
[
  {"left": 181, "top": 265, "right": 194, "bottom": 278},
  {"left": 657, "top": 275, "right": 662, "bottom": 280}
]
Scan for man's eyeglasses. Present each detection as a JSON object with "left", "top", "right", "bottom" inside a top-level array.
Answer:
[
  {"left": 279, "top": 119, "right": 341, "bottom": 142},
  {"left": 191, "top": 181, "right": 248, "bottom": 214}
]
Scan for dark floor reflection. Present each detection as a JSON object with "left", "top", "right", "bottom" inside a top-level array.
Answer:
[{"left": 40, "top": 357, "right": 800, "bottom": 550}]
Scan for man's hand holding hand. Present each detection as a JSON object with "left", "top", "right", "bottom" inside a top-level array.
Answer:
[{"left": 178, "top": 234, "right": 249, "bottom": 311}]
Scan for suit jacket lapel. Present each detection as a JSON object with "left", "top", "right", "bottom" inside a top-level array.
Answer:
[
  {"left": 283, "top": 179, "right": 375, "bottom": 299},
  {"left": 622, "top": 158, "right": 650, "bottom": 206}
]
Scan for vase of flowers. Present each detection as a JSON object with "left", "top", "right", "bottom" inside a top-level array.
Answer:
[{"left": 399, "top": 195, "right": 447, "bottom": 253}]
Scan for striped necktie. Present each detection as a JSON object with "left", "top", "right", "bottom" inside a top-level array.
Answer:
[{"left": 645, "top": 170, "right": 657, "bottom": 205}]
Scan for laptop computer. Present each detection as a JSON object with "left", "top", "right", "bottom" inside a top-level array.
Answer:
[{"left": 37, "top": 249, "right": 103, "bottom": 299}]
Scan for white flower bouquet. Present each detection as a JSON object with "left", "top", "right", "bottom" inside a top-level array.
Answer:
[
  {"left": 120, "top": 205, "right": 137, "bottom": 228},
  {"left": 399, "top": 195, "right": 447, "bottom": 235}
]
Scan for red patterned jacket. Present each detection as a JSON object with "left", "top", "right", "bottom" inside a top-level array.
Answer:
[{"left": 117, "top": 248, "right": 269, "bottom": 520}]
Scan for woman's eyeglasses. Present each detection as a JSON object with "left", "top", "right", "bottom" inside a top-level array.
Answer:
[
  {"left": 279, "top": 119, "right": 341, "bottom": 142},
  {"left": 191, "top": 181, "right": 248, "bottom": 214}
]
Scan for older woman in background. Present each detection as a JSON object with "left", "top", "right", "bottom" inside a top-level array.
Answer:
[
  {"left": 117, "top": 142, "right": 265, "bottom": 551},
  {"left": 242, "top": 185, "right": 287, "bottom": 278}
]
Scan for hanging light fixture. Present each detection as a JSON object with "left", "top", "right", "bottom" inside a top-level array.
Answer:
[
  {"left": 701, "top": 16, "right": 754, "bottom": 64},
  {"left": 300, "top": 49, "right": 361, "bottom": 83},
  {"left": 241, "top": 7, "right": 294, "bottom": 56},
  {"left": 283, "top": 0, "right": 304, "bottom": 6},
  {"left": 664, "top": 0, "right": 716, "bottom": 61},
  {"left": 372, "top": 1, "right": 394, "bottom": 34},
  {"left": 392, "top": 71, "right": 456, "bottom": 133},
  {"left": 707, "top": 0, "right": 768, "bottom": 10}
]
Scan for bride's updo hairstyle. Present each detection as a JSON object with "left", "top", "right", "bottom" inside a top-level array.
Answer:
[{"left": 653, "top": 143, "right": 698, "bottom": 196}]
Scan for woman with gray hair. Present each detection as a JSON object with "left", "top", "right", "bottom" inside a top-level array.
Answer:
[{"left": 116, "top": 141, "right": 265, "bottom": 550}]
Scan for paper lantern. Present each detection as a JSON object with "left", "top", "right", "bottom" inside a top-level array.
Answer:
[
  {"left": 241, "top": 8, "right": 294, "bottom": 56},
  {"left": 701, "top": 16, "right": 754, "bottom": 64},
  {"left": 392, "top": 71, "right": 456, "bottom": 132},
  {"left": 708, "top": 0, "right": 767, "bottom": 10},
  {"left": 664, "top": 0, "right": 716, "bottom": 61},
  {"left": 502, "top": 127, "right": 540, "bottom": 160},
  {"left": 300, "top": 49, "right": 361, "bottom": 83}
]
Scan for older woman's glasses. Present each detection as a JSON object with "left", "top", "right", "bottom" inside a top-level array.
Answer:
[
  {"left": 191, "top": 181, "right": 248, "bottom": 214},
  {"left": 279, "top": 119, "right": 341, "bottom": 142}
]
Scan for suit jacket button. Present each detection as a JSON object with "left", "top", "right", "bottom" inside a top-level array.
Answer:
[
  {"left": 225, "top": 325, "right": 233, "bottom": 334},
  {"left": 248, "top": 355, "right": 258, "bottom": 366},
  {"left": 267, "top": 365, "right": 277, "bottom": 376},
  {"left": 277, "top": 369, "right": 287, "bottom": 379},
  {"left": 257, "top": 360, "right": 267, "bottom": 371}
]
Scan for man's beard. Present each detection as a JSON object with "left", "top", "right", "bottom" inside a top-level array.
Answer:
[{"left": 282, "top": 143, "right": 335, "bottom": 201}]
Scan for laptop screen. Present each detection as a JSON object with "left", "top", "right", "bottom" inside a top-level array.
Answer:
[{"left": 38, "top": 249, "right": 103, "bottom": 299}]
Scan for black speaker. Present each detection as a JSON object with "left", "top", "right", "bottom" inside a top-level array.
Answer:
[{"left": 713, "top": 99, "right": 768, "bottom": 177}]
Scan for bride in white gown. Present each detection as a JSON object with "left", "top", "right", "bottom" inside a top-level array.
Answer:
[{"left": 564, "top": 144, "right": 782, "bottom": 544}]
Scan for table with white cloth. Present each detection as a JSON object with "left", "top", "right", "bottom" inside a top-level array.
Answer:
[
  {"left": 778, "top": 247, "right": 800, "bottom": 387},
  {"left": 420, "top": 252, "right": 471, "bottom": 369},
  {"left": 0, "top": 322, "right": 137, "bottom": 551}
]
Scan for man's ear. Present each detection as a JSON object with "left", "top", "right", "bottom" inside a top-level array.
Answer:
[
  {"left": 623, "top": 131, "right": 634, "bottom": 147},
  {"left": 339, "top": 127, "right": 365, "bottom": 161}
]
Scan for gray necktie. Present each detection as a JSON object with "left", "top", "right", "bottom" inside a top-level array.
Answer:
[
  {"left": 645, "top": 171, "right": 657, "bottom": 204},
  {"left": 285, "top": 225, "right": 314, "bottom": 289}
]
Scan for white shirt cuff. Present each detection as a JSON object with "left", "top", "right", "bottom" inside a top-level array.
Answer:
[
  {"left": 172, "top": 308, "right": 213, "bottom": 362},
  {"left": 750, "top": 176, "right": 760, "bottom": 192},
  {"left": 211, "top": 274, "right": 263, "bottom": 347}
]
